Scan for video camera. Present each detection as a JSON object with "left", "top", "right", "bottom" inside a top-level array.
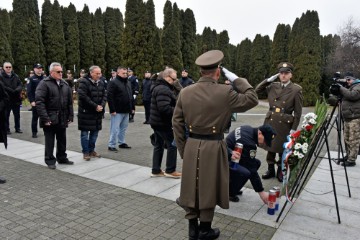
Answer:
[{"left": 329, "top": 72, "right": 347, "bottom": 96}]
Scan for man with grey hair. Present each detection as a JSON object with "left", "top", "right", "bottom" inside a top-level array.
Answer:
[
  {"left": 0, "top": 62, "right": 23, "bottom": 134},
  {"left": 149, "top": 68, "right": 181, "bottom": 178},
  {"left": 77, "top": 66, "right": 107, "bottom": 160},
  {"left": 36, "top": 62, "right": 74, "bottom": 169}
]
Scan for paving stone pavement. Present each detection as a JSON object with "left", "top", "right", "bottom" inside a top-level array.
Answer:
[
  {"left": 1, "top": 101, "right": 345, "bottom": 240},
  {"left": 0, "top": 155, "right": 276, "bottom": 240}
]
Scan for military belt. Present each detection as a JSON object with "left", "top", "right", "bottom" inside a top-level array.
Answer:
[
  {"left": 189, "top": 133, "right": 224, "bottom": 141},
  {"left": 269, "top": 107, "right": 291, "bottom": 114}
]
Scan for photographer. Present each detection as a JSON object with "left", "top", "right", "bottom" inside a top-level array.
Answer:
[{"left": 336, "top": 72, "right": 360, "bottom": 166}]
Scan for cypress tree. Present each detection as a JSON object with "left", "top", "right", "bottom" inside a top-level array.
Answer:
[
  {"left": 163, "top": 0, "right": 172, "bottom": 30},
  {"left": 288, "top": 11, "right": 322, "bottom": 106},
  {"left": 236, "top": 38, "right": 252, "bottom": 79},
  {"left": 41, "top": 0, "right": 66, "bottom": 68},
  {"left": 162, "top": 2, "right": 183, "bottom": 71},
  {"left": 78, "top": 5, "right": 94, "bottom": 70},
  {"left": 249, "top": 34, "right": 271, "bottom": 87},
  {"left": 11, "top": 0, "right": 44, "bottom": 77},
  {"left": 104, "top": 7, "right": 123, "bottom": 75},
  {"left": 200, "top": 27, "right": 217, "bottom": 53},
  {"left": 62, "top": 3, "right": 80, "bottom": 74},
  {"left": 181, "top": 8, "right": 197, "bottom": 78},
  {"left": 217, "top": 30, "right": 230, "bottom": 67},
  {"left": 319, "top": 34, "right": 338, "bottom": 97},
  {"left": 0, "top": 9, "right": 13, "bottom": 63},
  {"left": 270, "top": 24, "right": 291, "bottom": 73},
  {"left": 92, "top": 8, "right": 106, "bottom": 73},
  {"left": 141, "top": 0, "right": 163, "bottom": 73},
  {"left": 122, "top": 0, "right": 142, "bottom": 70}
]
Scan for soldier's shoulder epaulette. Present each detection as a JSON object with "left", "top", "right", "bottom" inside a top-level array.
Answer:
[{"left": 293, "top": 83, "right": 302, "bottom": 90}]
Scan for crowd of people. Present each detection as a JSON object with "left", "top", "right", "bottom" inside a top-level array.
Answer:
[{"left": 1, "top": 49, "right": 360, "bottom": 239}]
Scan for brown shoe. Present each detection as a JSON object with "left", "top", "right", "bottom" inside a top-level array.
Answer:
[
  {"left": 89, "top": 151, "right": 101, "bottom": 158},
  {"left": 83, "top": 153, "right": 91, "bottom": 161},
  {"left": 151, "top": 170, "right": 165, "bottom": 177},
  {"left": 164, "top": 171, "right": 182, "bottom": 179}
]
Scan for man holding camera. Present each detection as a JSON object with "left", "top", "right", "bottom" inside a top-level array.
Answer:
[
  {"left": 255, "top": 62, "right": 303, "bottom": 182},
  {"left": 173, "top": 50, "right": 258, "bottom": 240},
  {"left": 337, "top": 73, "right": 360, "bottom": 167}
]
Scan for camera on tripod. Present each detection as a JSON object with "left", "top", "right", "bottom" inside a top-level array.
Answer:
[{"left": 329, "top": 72, "right": 347, "bottom": 96}]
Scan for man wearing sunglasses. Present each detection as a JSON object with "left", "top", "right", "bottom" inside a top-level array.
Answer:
[
  {"left": 35, "top": 62, "right": 74, "bottom": 170},
  {"left": 255, "top": 62, "right": 303, "bottom": 182},
  {"left": 0, "top": 62, "right": 23, "bottom": 134},
  {"left": 337, "top": 72, "right": 360, "bottom": 167}
]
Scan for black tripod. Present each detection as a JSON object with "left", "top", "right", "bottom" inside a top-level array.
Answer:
[{"left": 276, "top": 100, "right": 351, "bottom": 224}]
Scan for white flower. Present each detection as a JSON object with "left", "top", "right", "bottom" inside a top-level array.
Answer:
[
  {"left": 303, "top": 143, "right": 309, "bottom": 148},
  {"left": 294, "top": 143, "right": 302, "bottom": 150},
  {"left": 309, "top": 118, "right": 316, "bottom": 125},
  {"left": 302, "top": 148, "right": 308, "bottom": 154},
  {"left": 298, "top": 153, "right": 304, "bottom": 158},
  {"left": 293, "top": 151, "right": 299, "bottom": 156},
  {"left": 304, "top": 113, "right": 317, "bottom": 120}
]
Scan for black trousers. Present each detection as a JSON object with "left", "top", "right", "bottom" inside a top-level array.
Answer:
[
  {"left": 152, "top": 129, "right": 177, "bottom": 174},
  {"left": 229, "top": 158, "right": 262, "bottom": 196},
  {"left": 31, "top": 106, "right": 39, "bottom": 133},
  {"left": 5, "top": 104, "right": 20, "bottom": 131},
  {"left": 43, "top": 126, "right": 67, "bottom": 165},
  {"left": 143, "top": 100, "right": 151, "bottom": 122}
]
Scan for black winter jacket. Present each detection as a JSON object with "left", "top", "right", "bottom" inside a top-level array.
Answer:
[
  {"left": 35, "top": 77, "right": 74, "bottom": 128},
  {"left": 149, "top": 79, "right": 177, "bottom": 131},
  {"left": 27, "top": 74, "right": 44, "bottom": 103},
  {"left": 0, "top": 81, "right": 9, "bottom": 148},
  {"left": 107, "top": 76, "right": 133, "bottom": 114},
  {"left": 142, "top": 78, "right": 152, "bottom": 102},
  {"left": 0, "top": 71, "right": 22, "bottom": 104},
  {"left": 77, "top": 76, "right": 107, "bottom": 131}
]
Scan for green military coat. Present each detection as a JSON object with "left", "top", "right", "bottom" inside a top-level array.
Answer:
[
  {"left": 172, "top": 77, "right": 258, "bottom": 210},
  {"left": 255, "top": 80, "right": 303, "bottom": 153}
]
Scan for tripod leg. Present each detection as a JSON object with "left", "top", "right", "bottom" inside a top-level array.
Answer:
[{"left": 324, "top": 127, "right": 341, "bottom": 224}]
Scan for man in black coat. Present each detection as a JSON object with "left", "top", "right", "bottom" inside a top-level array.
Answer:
[
  {"left": 107, "top": 66, "right": 133, "bottom": 151},
  {"left": 226, "top": 124, "right": 276, "bottom": 203},
  {"left": 149, "top": 68, "right": 181, "bottom": 179},
  {"left": 0, "top": 81, "right": 8, "bottom": 183},
  {"left": 27, "top": 63, "right": 45, "bottom": 138},
  {"left": 77, "top": 66, "right": 107, "bottom": 160},
  {"left": 0, "top": 62, "right": 23, "bottom": 134},
  {"left": 179, "top": 69, "right": 194, "bottom": 88},
  {"left": 142, "top": 71, "right": 152, "bottom": 124},
  {"left": 36, "top": 62, "right": 74, "bottom": 170}
]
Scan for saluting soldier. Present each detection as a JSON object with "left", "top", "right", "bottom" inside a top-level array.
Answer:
[
  {"left": 255, "top": 62, "right": 303, "bottom": 182},
  {"left": 172, "top": 50, "right": 258, "bottom": 240}
]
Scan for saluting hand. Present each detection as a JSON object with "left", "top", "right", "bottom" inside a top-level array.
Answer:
[
  {"left": 266, "top": 73, "right": 280, "bottom": 83},
  {"left": 221, "top": 67, "right": 238, "bottom": 82}
]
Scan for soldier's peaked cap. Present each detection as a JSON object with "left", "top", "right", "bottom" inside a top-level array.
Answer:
[
  {"left": 278, "top": 62, "right": 294, "bottom": 73},
  {"left": 195, "top": 50, "right": 224, "bottom": 70}
]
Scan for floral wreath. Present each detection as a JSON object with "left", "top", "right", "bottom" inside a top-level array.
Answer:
[{"left": 281, "top": 112, "right": 317, "bottom": 203}]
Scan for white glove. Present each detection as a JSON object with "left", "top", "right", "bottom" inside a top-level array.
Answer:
[
  {"left": 221, "top": 67, "right": 238, "bottom": 82},
  {"left": 133, "top": 95, "right": 137, "bottom": 100},
  {"left": 266, "top": 73, "right": 280, "bottom": 82},
  {"left": 290, "top": 130, "right": 295, "bottom": 135}
]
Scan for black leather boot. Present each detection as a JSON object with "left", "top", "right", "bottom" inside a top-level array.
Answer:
[
  {"left": 188, "top": 218, "right": 199, "bottom": 240},
  {"left": 262, "top": 164, "right": 275, "bottom": 179},
  {"left": 198, "top": 221, "right": 220, "bottom": 240}
]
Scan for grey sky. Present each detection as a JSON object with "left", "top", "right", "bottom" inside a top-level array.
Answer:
[{"left": 2, "top": 0, "right": 359, "bottom": 44}]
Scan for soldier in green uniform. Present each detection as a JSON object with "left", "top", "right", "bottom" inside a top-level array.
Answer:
[
  {"left": 173, "top": 50, "right": 258, "bottom": 240},
  {"left": 255, "top": 62, "right": 303, "bottom": 182}
]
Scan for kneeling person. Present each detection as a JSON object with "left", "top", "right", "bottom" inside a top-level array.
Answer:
[{"left": 226, "top": 125, "right": 276, "bottom": 203}]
